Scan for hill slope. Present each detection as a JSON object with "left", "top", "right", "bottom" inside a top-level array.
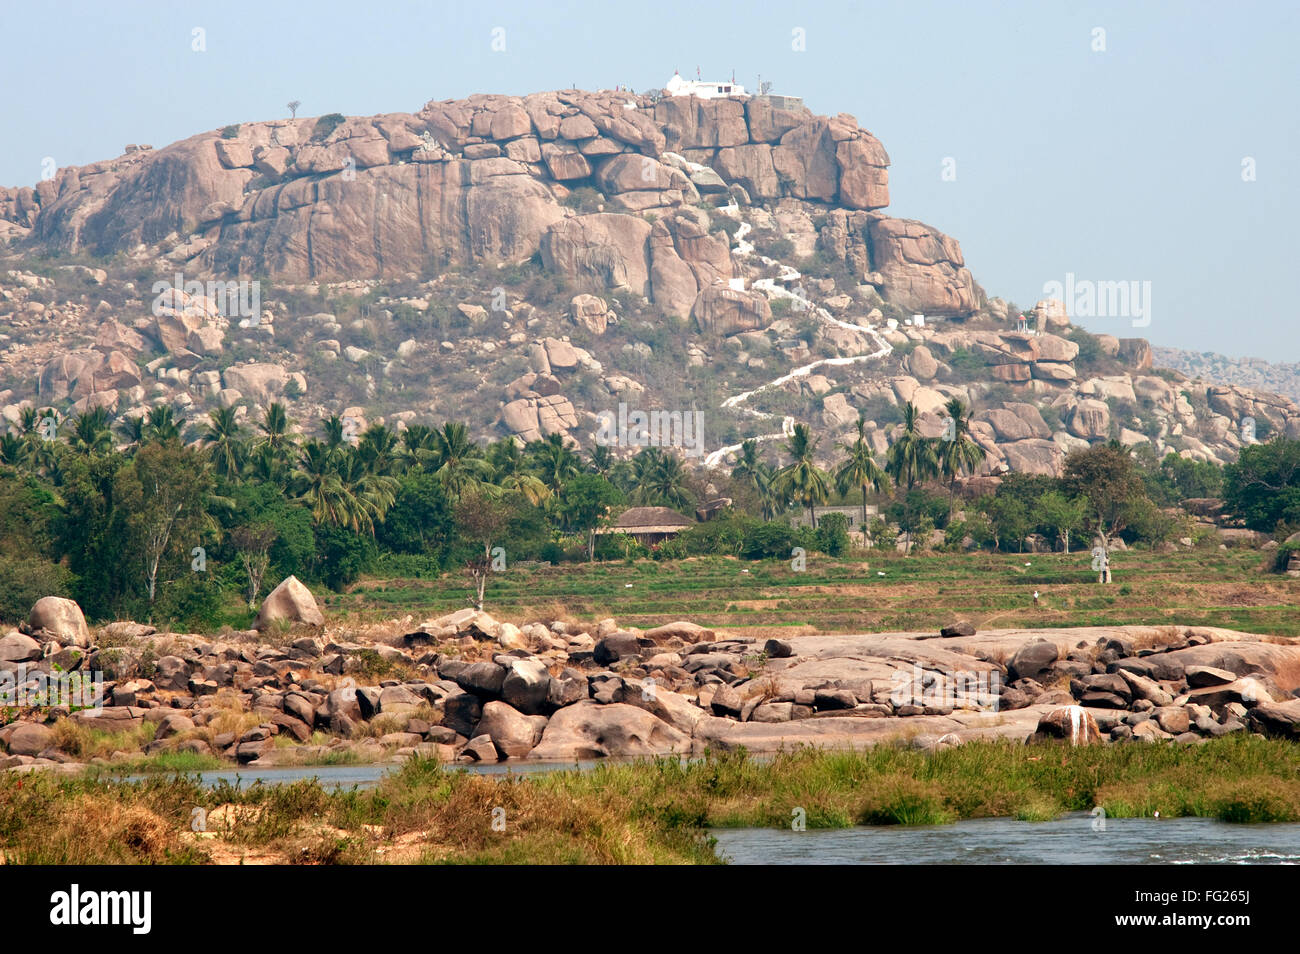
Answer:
[{"left": 0, "top": 88, "right": 1295, "bottom": 472}]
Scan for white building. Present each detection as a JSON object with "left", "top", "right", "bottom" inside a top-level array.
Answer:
[{"left": 664, "top": 72, "right": 747, "bottom": 99}]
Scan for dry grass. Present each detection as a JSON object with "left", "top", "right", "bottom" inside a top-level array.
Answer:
[{"left": 49, "top": 718, "right": 155, "bottom": 760}]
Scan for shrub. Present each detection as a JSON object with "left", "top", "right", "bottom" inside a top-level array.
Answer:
[
  {"left": 815, "top": 512, "right": 851, "bottom": 556},
  {"left": 220, "top": 125, "right": 240, "bottom": 139},
  {"left": 311, "top": 113, "right": 346, "bottom": 141},
  {"left": 0, "top": 556, "right": 71, "bottom": 624},
  {"left": 562, "top": 187, "right": 603, "bottom": 214},
  {"left": 946, "top": 348, "right": 985, "bottom": 377},
  {"left": 739, "top": 521, "right": 798, "bottom": 560},
  {"left": 151, "top": 572, "right": 228, "bottom": 632}
]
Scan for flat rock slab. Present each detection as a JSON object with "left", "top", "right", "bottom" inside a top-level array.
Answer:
[{"left": 690, "top": 703, "right": 1104, "bottom": 753}]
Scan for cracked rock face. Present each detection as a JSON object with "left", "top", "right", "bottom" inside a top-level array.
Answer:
[{"left": 5, "top": 88, "right": 953, "bottom": 313}]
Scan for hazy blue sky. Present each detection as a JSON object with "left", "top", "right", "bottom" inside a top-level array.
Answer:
[{"left": 3, "top": 0, "right": 1296, "bottom": 358}]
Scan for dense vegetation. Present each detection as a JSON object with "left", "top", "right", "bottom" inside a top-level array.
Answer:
[{"left": 1, "top": 390, "right": 1296, "bottom": 631}]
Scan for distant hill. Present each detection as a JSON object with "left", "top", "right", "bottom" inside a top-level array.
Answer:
[
  {"left": 1, "top": 86, "right": 1297, "bottom": 473},
  {"left": 1152, "top": 346, "right": 1300, "bottom": 405}
]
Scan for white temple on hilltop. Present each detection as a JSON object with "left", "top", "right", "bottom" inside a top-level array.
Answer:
[{"left": 664, "top": 70, "right": 747, "bottom": 99}]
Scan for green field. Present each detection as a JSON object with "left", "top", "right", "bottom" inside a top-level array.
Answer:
[{"left": 326, "top": 546, "right": 1300, "bottom": 638}]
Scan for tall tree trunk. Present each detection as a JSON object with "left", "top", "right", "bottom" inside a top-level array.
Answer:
[{"left": 861, "top": 486, "right": 868, "bottom": 538}]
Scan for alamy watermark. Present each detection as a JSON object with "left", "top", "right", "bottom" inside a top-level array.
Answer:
[
  {"left": 1041, "top": 273, "right": 1151, "bottom": 328},
  {"left": 1, "top": 664, "right": 104, "bottom": 711},
  {"left": 889, "top": 665, "right": 1001, "bottom": 711},
  {"left": 151, "top": 272, "right": 261, "bottom": 324},
  {"left": 594, "top": 402, "right": 704, "bottom": 458}
]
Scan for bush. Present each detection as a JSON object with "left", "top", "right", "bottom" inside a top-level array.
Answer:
[
  {"left": 1066, "top": 327, "right": 1105, "bottom": 369},
  {"left": 151, "top": 572, "right": 229, "bottom": 632},
  {"left": 311, "top": 113, "right": 346, "bottom": 141},
  {"left": 220, "top": 125, "right": 240, "bottom": 139},
  {"left": 0, "top": 556, "right": 71, "bottom": 624},
  {"left": 562, "top": 187, "right": 603, "bottom": 214},
  {"left": 815, "top": 512, "right": 851, "bottom": 556},
  {"left": 946, "top": 349, "right": 985, "bottom": 377},
  {"left": 739, "top": 522, "right": 799, "bottom": 560}
]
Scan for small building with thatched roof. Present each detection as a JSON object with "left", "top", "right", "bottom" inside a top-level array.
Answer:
[{"left": 598, "top": 506, "right": 695, "bottom": 546}]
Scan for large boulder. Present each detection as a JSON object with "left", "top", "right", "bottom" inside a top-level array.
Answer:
[
  {"left": 569, "top": 294, "right": 610, "bottom": 335},
  {"left": 0, "top": 632, "right": 43, "bottom": 663},
  {"left": 253, "top": 576, "right": 324, "bottom": 632},
  {"left": 692, "top": 286, "right": 772, "bottom": 336},
  {"left": 474, "top": 701, "right": 542, "bottom": 758},
  {"left": 5, "top": 722, "right": 55, "bottom": 757},
  {"left": 528, "top": 701, "right": 690, "bottom": 760},
  {"left": 540, "top": 213, "right": 653, "bottom": 296},
  {"left": 28, "top": 597, "right": 91, "bottom": 648},
  {"left": 1247, "top": 699, "right": 1300, "bottom": 739},
  {"left": 1031, "top": 706, "right": 1102, "bottom": 745},
  {"left": 1067, "top": 399, "right": 1111, "bottom": 440},
  {"left": 1008, "top": 641, "right": 1059, "bottom": 683},
  {"left": 865, "top": 216, "right": 979, "bottom": 317}
]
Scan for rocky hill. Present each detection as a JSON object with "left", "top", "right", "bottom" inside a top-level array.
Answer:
[
  {"left": 0, "top": 87, "right": 1295, "bottom": 473},
  {"left": 1153, "top": 346, "right": 1300, "bottom": 406}
]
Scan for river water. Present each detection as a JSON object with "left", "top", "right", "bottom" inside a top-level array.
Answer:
[
  {"left": 123, "top": 762, "right": 1300, "bottom": 864},
  {"left": 711, "top": 814, "right": 1300, "bottom": 865}
]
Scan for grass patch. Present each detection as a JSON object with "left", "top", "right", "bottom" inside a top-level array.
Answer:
[{"left": 2, "top": 737, "right": 1296, "bottom": 864}]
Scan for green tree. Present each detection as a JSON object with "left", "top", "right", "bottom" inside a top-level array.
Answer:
[
  {"left": 556, "top": 473, "right": 623, "bottom": 560},
  {"left": 431, "top": 421, "right": 491, "bottom": 499},
  {"left": 835, "top": 418, "right": 889, "bottom": 530},
  {"left": 774, "top": 423, "right": 831, "bottom": 528},
  {"left": 68, "top": 407, "right": 113, "bottom": 456},
  {"left": 1062, "top": 441, "right": 1153, "bottom": 581},
  {"left": 1223, "top": 438, "right": 1300, "bottom": 532},
  {"left": 529, "top": 432, "right": 581, "bottom": 493},
  {"left": 454, "top": 487, "right": 512, "bottom": 610},
  {"left": 202, "top": 407, "right": 247, "bottom": 480},
  {"left": 1037, "top": 489, "right": 1087, "bottom": 553},
  {"left": 117, "top": 442, "right": 216, "bottom": 608},
  {"left": 936, "top": 397, "right": 985, "bottom": 511}
]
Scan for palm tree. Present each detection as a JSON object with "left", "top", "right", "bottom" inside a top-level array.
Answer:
[
  {"left": 142, "top": 405, "right": 180, "bottom": 444},
  {"left": 69, "top": 407, "right": 113, "bottom": 456},
  {"left": 755, "top": 465, "right": 788, "bottom": 521},
  {"left": 774, "top": 423, "right": 831, "bottom": 528},
  {"left": 936, "top": 397, "right": 985, "bottom": 511},
  {"left": 431, "top": 421, "right": 491, "bottom": 498},
  {"left": 587, "top": 444, "right": 615, "bottom": 479},
  {"left": 248, "top": 442, "right": 290, "bottom": 488},
  {"left": 529, "top": 432, "right": 580, "bottom": 493},
  {"left": 202, "top": 407, "right": 247, "bottom": 480},
  {"left": 322, "top": 414, "right": 346, "bottom": 452},
  {"left": 886, "top": 401, "right": 939, "bottom": 553},
  {"left": 0, "top": 433, "right": 24, "bottom": 467},
  {"left": 116, "top": 412, "right": 145, "bottom": 450},
  {"left": 730, "top": 439, "right": 764, "bottom": 489},
  {"left": 357, "top": 423, "right": 400, "bottom": 476},
  {"left": 628, "top": 447, "right": 663, "bottom": 505},
  {"left": 631, "top": 448, "right": 692, "bottom": 510},
  {"left": 835, "top": 418, "right": 889, "bottom": 530},
  {"left": 290, "top": 443, "right": 396, "bottom": 534},
  {"left": 334, "top": 449, "right": 398, "bottom": 532},
  {"left": 399, "top": 423, "right": 438, "bottom": 472},
  {"left": 885, "top": 402, "right": 938, "bottom": 492},
  {"left": 256, "top": 402, "right": 296, "bottom": 459},
  {"left": 291, "top": 440, "right": 352, "bottom": 529},
  {"left": 18, "top": 407, "right": 38, "bottom": 438},
  {"left": 487, "top": 436, "right": 525, "bottom": 481}
]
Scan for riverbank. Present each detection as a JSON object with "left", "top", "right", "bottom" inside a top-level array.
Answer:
[{"left": 3, "top": 737, "right": 1297, "bottom": 864}]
